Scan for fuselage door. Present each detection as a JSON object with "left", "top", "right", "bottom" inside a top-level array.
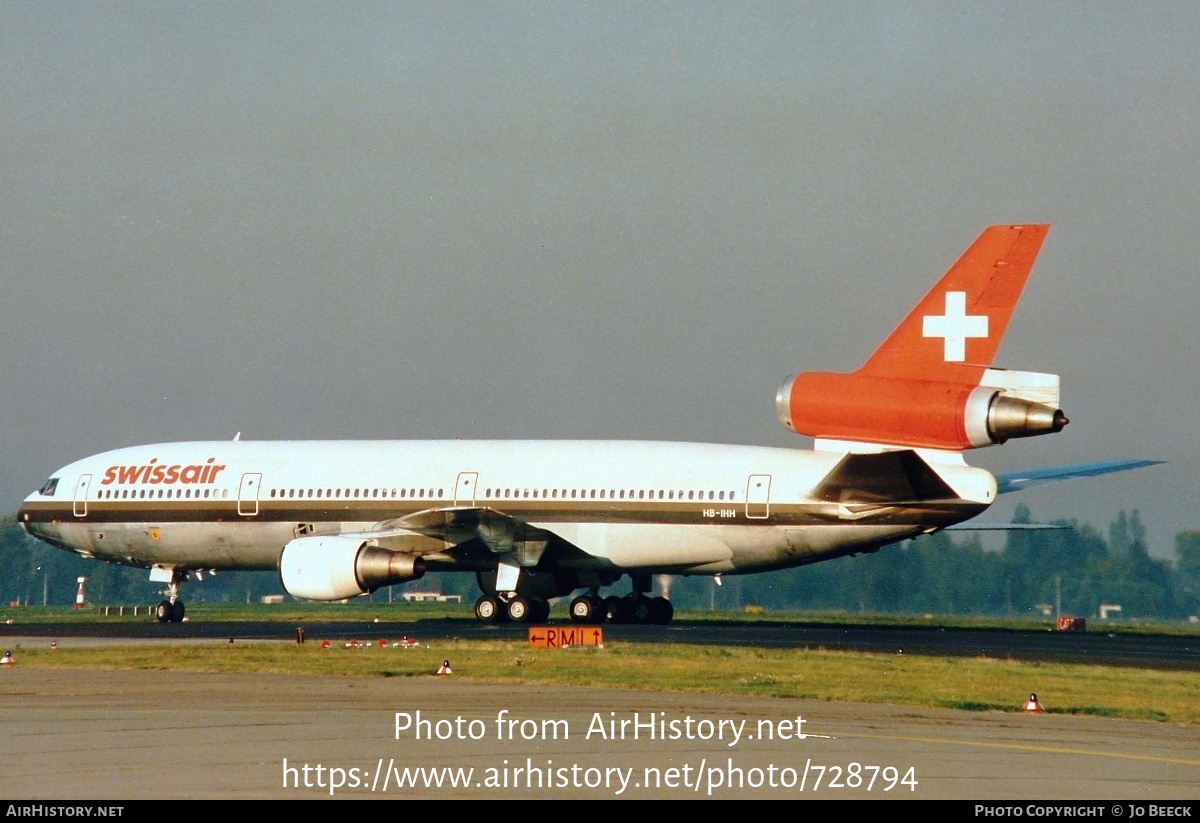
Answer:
[
  {"left": 746, "top": 474, "right": 772, "bottom": 519},
  {"left": 238, "top": 472, "right": 262, "bottom": 516},
  {"left": 454, "top": 472, "right": 479, "bottom": 506},
  {"left": 73, "top": 474, "right": 92, "bottom": 518}
]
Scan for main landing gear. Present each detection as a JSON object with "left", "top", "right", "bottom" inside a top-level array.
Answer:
[
  {"left": 568, "top": 592, "right": 672, "bottom": 625},
  {"left": 586, "top": 572, "right": 673, "bottom": 625},
  {"left": 474, "top": 594, "right": 552, "bottom": 624},
  {"left": 473, "top": 572, "right": 674, "bottom": 626},
  {"left": 151, "top": 567, "right": 188, "bottom": 623}
]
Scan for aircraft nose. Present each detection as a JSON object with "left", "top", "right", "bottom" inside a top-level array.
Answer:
[
  {"left": 17, "top": 511, "right": 71, "bottom": 554},
  {"left": 18, "top": 507, "right": 44, "bottom": 538},
  {"left": 17, "top": 501, "right": 52, "bottom": 539}
]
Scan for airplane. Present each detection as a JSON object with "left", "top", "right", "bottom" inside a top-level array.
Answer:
[{"left": 17, "top": 224, "right": 1156, "bottom": 624}]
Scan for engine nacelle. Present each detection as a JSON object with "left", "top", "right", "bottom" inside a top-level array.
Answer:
[
  {"left": 279, "top": 535, "right": 426, "bottom": 601},
  {"left": 776, "top": 370, "right": 1067, "bottom": 451}
]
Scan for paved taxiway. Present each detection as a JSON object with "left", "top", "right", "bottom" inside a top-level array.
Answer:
[
  {"left": 5, "top": 619, "right": 1199, "bottom": 669},
  {"left": 2, "top": 665, "right": 1198, "bottom": 799}
]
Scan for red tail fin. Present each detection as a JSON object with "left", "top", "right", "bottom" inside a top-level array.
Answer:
[
  {"left": 859, "top": 224, "right": 1049, "bottom": 382},
  {"left": 777, "top": 224, "right": 1065, "bottom": 452}
]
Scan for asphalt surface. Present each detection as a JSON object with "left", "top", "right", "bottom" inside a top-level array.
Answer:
[
  {"left": 3, "top": 618, "right": 1198, "bottom": 670},
  {"left": 1, "top": 618, "right": 1197, "bottom": 800},
  {"left": 1, "top": 668, "right": 1197, "bottom": 800}
]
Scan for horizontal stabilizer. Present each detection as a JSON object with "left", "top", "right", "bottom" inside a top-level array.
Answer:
[
  {"left": 812, "top": 450, "right": 957, "bottom": 504},
  {"left": 946, "top": 522, "right": 1071, "bottom": 531},
  {"left": 994, "top": 459, "right": 1163, "bottom": 495}
]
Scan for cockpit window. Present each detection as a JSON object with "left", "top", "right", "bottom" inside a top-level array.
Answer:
[{"left": 38, "top": 478, "right": 59, "bottom": 496}]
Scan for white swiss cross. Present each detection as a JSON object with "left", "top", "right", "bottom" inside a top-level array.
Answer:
[{"left": 922, "top": 291, "right": 988, "bottom": 362}]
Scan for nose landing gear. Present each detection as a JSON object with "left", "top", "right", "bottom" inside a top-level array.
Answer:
[{"left": 151, "top": 567, "right": 189, "bottom": 624}]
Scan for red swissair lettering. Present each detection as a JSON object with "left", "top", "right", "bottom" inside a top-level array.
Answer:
[{"left": 101, "top": 457, "right": 227, "bottom": 486}]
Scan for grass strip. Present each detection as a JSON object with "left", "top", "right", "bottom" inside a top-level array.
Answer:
[{"left": 9, "top": 640, "right": 1199, "bottom": 724}]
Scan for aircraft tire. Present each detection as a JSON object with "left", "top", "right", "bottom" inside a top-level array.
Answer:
[
  {"left": 570, "top": 595, "right": 599, "bottom": 624},
  {"left": 631, "top": 597, "right": 654, "bottom": 624},
  {"left": 474, "top": 595, "right": 503, "bottom": 622},
  {"left": 530, "top": 598, "right": 551, "bottom": 623},
  {"left": 650, "top": 597, "right": 673, "bottom": 624},
  {"left": 506, "top": 596, "right": 532, "bottom": 623},
  {"left": 155, "top": 601, "right": 172, "bottom": 624},
  {"left": 603, "top": 596, "right": 625, "bottom": 623},
  {"left": 169, "top": 601, "right": 185, "bottom": 623}
]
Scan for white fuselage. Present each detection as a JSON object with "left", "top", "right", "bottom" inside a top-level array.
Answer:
[{"left": 18, "top": 439, "right": 995, "bottom": 581}]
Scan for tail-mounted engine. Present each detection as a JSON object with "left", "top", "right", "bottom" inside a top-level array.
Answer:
[
  {"left": 279, "top": 535, "right": 426, "bottom": 601},
  {"left": 774, "top": 224, "right": 1064, "bottom": 452},
  {"left": 776, "top": 368, "right": 1067, "bottom": 451}
]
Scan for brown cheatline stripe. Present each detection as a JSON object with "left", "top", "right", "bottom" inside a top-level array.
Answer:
[{"left": 18, "top": 500, "right": 980, "bottom": 527}]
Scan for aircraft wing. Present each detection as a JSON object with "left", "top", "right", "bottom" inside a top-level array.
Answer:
[
  {"left": 343, "top": 506, "right": 579, "bottom": 564},
  {"left": 994, "top": 459, "right": 1163, "bottom": 495}
]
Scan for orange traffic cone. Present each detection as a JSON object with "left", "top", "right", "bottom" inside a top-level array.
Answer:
[
  {"left": 437, "top": 660, "right": 452, "bottom": 676},
  {"left": 1024, "top": 693, "right": 1044, "bottom": 713},
  {"left": 320, "top": 640, "right": 330, "bottom": 649}
]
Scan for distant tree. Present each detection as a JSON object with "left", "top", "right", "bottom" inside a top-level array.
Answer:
[
  {"left": 1108, "top": 509, "right": 1146, "bottom": 557},
  {"left": 1175, "top": 532, "right": 1200, "bottom": 616}
]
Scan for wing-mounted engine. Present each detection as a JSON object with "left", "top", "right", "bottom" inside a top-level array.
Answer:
[
  {"left": 279, "top": 535, "right": 425, "bottom": 601},
  {"left": 776, "top": 367, "right": 1067, "bottom": 451},
  {"left": 774, "top": 224, "right": 1067, "bottom": 452}
]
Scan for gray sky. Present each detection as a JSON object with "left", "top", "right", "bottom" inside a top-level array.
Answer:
[{"left": 3, "top": 3, "right": 1198, "bottom": 558}]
